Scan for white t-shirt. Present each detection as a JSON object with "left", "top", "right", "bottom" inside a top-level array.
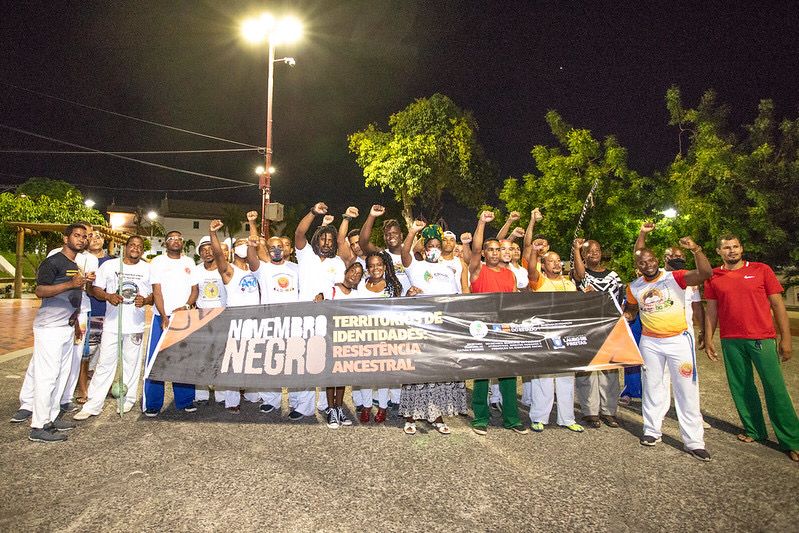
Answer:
[
  {"left": 192, "top": 264, "right": 226, "bottom": 309},
  {"left": 254, "top": 261, "right": 299, "bottom": 304},
  {"left": 93, "top": 258, "right": 151, "bottom": 334},
  {"left": 225, "top": 265, "right": 260, "bottom": 307},
  {"left": 150, "top": 254, "right": 197, "bottom": 316},
  {"left": 685, "top": 285, "right": 701, "bottom": 327},
  {"left": 328, "top": 285, "right": 362, "bottom": 300},
  {"left": 296, "top": 244, "right": 346, "bottom": 302},
  {"left": 439, "top": 256, "right": 465, "bottom": 294},
  {"left": 508, "top": 263, "right": 530, "bottom": 290},
  {"left": 387, "top": 251, "right": 413, "bottom": 296},
  {"left": 406, "top": 260, "right": 460, "bottom": 296},
  {"left": 47, "top": 248, "right": 99, "bottom": 314}
]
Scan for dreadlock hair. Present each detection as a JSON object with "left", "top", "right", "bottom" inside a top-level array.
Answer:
[
  {"left": 365, "top": 250, "right": 403, "bottom": 297},
  {"left": 310, "top": 225, "right": 338, "bottom": 258}
]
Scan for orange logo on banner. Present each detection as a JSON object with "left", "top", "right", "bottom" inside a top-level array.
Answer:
[
  {"left": 159, "top": 308, "right": 225, "bottom": 352},
  {"left": 587, "top": 318, "right": 644, "bottom": 368}
]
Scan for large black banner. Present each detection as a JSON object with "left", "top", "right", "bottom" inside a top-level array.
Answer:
[{"left": 145, "top": 291, "right": 642, "bottom": 388}]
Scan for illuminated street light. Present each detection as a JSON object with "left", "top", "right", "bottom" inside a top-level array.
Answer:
[
  {"left": 663, "top": 208, "right": 678, "bottom": 219},
  {"left": 84, "top": 198, "right": 96, "bottom": 208},
  {"left": 147, "top": 210, "right": 158, "bottom": 221},
  {"left": 240, "top": 12, "right": 303, "bottom": 237}
]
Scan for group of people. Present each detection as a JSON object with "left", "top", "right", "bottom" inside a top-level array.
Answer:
[{"left": 11, "top": 204, "right": 798, "bottom": 463}]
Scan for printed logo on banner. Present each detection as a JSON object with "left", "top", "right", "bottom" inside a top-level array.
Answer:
[
  {"left": 551, "top": 337, "right": 565, "bottom": 349},
  {"left": 469, "top": 320, "right": 488, "bottom": 339}
]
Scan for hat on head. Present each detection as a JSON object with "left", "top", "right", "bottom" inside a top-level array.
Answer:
[{"left": 197, "top": 236, "right": 212, "bottom": 250}]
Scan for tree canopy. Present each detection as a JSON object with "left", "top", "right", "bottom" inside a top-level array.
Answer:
[{"left": 349, "top": 93, "right": 495, "bottom": 226}]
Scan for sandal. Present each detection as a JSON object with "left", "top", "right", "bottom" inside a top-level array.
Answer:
[
  {"left": 736, "top": 433, "right": 755, "bottom": 443},
  {"left": 432, "top": 422, "right": 451, "bottom": 435},
  {"left": 403, "top": 422, "right": 417, "bottom": 435}
]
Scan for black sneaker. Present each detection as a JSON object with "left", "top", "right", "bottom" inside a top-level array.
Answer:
[
  {"left": 685, "top": 447, "right": 712, "bottom": 462},
  {"left": 326, "top": 408, "right": 340, "bottom": 429},
  {"left": 259, "top": 404, "right": 276, "bottom": 414},
  {"left": 288, "top": 410, "right": 304, "bottom": 421},
  {"left": 195, "top": 400, "right": 209, "bottom": 406},
  {"left": 29, "top": 427, "right": 67, "bottom": 442},
  {"left": 355, "top": 405, "right": 363, "bottom": 414},
  {"left": 10, "top": 408, "right": 32, "bottom": 423},
  {"left": 49, "top": 419, "right": 76, "bottom": 432},
  {"left": 181, "top": 403, "right": 198, "bottom": 413},
  {"left": 143, "top": 409, "right": 160, "bottom": 418},
  {"left": 489, "top": 402, "right": 501, "bottom": 411},
  {"left": 337, "top": 407, "right": 352, "bottom": 426},
  {"left": 387, "top": 400, "right": 399, "bottom": 410},
  {"left": 60, "top": 402, "right": 78, "bottom": 414},
  {"left": 639, "top": 435, "right": 661, "bottom": 446}
]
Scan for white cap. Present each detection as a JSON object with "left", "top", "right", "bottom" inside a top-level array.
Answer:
[{"left": 197, "top": 236, "right": 211, "bottom": 249}]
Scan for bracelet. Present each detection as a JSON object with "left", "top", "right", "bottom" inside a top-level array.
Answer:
[
  {"left": 342, "top": 215, "right": 354, "bottom": 221},
  {"left": 184, "top": 304, "right": 191, "bottom": 310},
  {"left": 691, "top": 247, "right": 703, "bottom": 253}
]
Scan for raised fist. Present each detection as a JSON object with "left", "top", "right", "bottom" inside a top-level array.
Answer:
[
  {"left": 246, "top": 211, "right": 258, "bottom": 222},
  {"left": 641, "top": 221, "right": 655, "bottom": 233},
  {"left": 247, "top": 236, "right": 259, "bottom": 247},
  {"left": 460, "top": 232, "right": 472, "bottom": 244},
  {"left": 313, "top": 202, "right": 328, "bottom": 216},
  {"left": 480, "top": 211, "right": 495, "bottom": 223},
  {"left": 508, "top": 211, "right": 521, "bottom": 222},
  {"left": 345, "top": 206, "right": 359, "bottom": 219},
  {"left": 532, "top": 208, "right": 543, "bottom": 222},
  {"left": 322, "top": 214, "right": 334, "bottom": 226},
  {"left": 511, "top": 227, "right": 526, "bottom": 239},
  {"left": 411, "top": 219, "right": 426, "bottom": 232},
  {"left": 679, "top": 236, "right": 699, "bottom": 250},
  {"left": 533, "top": 241, "right": 546, "bottom": 252},
  {"left": 370, "top": 204, "right": 385, "bottom": 217},
  {"left": 209, "top": 219, "right": 224, "bottom": 232},
  {"left": 573, "top": 238, "right": 585, "bottom": 248}
]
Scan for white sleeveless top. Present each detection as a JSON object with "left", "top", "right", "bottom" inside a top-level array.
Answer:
[{"left": 225, "top": 264, "right": 260, "bottom": 307}]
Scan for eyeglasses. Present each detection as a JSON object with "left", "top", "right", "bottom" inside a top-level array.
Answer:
[{"left": 166, "top": 236, "right": 184, "bottom": 242}]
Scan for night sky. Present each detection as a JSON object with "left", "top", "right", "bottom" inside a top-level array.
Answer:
[{"left": 1, "top": 1, "right": 797, "bottom": 227}]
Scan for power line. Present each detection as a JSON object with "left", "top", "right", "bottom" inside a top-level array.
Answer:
[
  {"left": 0, "top": 124, "right": 254, "bottom": 186},
  {"left": 1, "top": 81, "right": 261, "bottom": 148},
  {"left": 76, "top": 183, "right": 255, "bottom": 192},
  {"left": 0, "top": 148, "right": 259, "bottom": 155}
]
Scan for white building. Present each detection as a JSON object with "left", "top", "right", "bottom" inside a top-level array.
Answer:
[{"left": 107, "top": 197, "right": 257, "bottom": 257}]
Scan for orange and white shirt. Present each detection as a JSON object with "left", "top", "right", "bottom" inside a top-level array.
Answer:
[{"left": 626, "top": 269, "right": 689, "bottom": 338}]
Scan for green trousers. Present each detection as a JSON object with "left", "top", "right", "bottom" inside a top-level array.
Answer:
[
  {"left": 721, "top": 338, "right": 799, "bottom": 451},
  {"left": 471, "top": 377, "right": 520, "bottom": 429}
]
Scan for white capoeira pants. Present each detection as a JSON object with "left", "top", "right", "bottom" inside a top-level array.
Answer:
[
  {"left": 354, "top": 387, "right": 389, "bottom": 409},
  {"left": 194, "top": 388, "right": 225, "bottom": 403},
  {"left": 576, "top": 369, "right": 620, "bottom": 417},
  {"left": 61, "top": 312, "right": 89, "bottom": 404},
  {"left": 77, "top": 331, "right": 144, "bottom": 415},
  {"left": 30, "top": 326, "right": 74, "bottom": 429},
  {"left": 258, "top": 389, "right": 282, "bottom": 408},
  {"left": 640, "top": 332, "right": 705, "bottom": 450},
  {"left": 529, "top": 374, "right": 576, "bottom": 426},
  {"left": 288, "top": 389, "right": 315, "bottom": 416},
  {"left": 222, "top": 390, "right": 261, "bottom": 408},
  {"left": 20, "top": 320, "right": 87, "bottom": 411},
  {"left": 521, "top": 379, "right": 532, "bottom": 406}
]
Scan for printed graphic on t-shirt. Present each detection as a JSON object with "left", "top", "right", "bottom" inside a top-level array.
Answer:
[
  {"left": 639, "top": 287, "right": 675, "bottom": 313},
  {"left": 271, "top": 273, "right": 296, "bottom": 293},
  {"left": 120, "top": 280, "right": 139, "bottom": 304},
  {"left": 237, "top": 273, "right": 259, "bottom": 294},
  {"left": 202, "top": 280, "right": 221, "bottom": 300}
]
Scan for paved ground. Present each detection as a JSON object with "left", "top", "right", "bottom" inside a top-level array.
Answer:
[{"left": 0, "top": 314, "right": 797, "bottom": 531}]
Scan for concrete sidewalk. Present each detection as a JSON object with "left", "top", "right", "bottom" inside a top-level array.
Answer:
[{"left": 1, "top": 336, "right": 797, "bottom": 531}]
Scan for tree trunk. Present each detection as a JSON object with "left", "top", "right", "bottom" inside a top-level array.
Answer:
[{"left": 400, "top": 189, "right": 414, "bottom": 229}]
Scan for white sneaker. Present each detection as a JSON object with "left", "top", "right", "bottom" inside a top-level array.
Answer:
[
  {"left": 73, "top": 410, "right": 95, "bottom": 421},
  {"left": 117, "top": 402, "right": 134, "bottom": 414}
]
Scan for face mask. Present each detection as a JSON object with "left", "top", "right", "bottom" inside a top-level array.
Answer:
[
  {"left": 234, "top": 244, "right": 248, "bottom": 259},
  {"left": 667, "top": 258, "right": 686, "bottom": 270},
  {"left": 269, "top": 248, "right": 283, "bottom": 262},
  {"left": 425, "top": 247, "right": 442, "bottom": 262}
]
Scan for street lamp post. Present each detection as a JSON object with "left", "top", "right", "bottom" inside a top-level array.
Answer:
[{"left": 241, "top": 13, "right": 302, "bottom": 238}]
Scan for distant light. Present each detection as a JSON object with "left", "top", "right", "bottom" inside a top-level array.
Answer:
[
  {"left": 19, "top": 193, "right": 27, "bottom": 198},
  {"left": 273, "top": 16, "right": 303, "bottom": 45},
  {"left": 268, "top": 166, "right": 276, "bottom": 174},
  {"left": 146, "top": 210, "right": 158, "bottom": 221},
  {"left": 109, "top": 213, "right": 126, "bottom": 230},
  {"left": 242, "top": 13, "right": 302, "bottom": 45},
  {"left": 84, "top": 199, "right": 96, "bottom": 208},
  {"left": 255, "top": 165, "right": 266, "bottom": 176},
  {"left": 663, "top": 208, "right": 678, "bottom": 219}
]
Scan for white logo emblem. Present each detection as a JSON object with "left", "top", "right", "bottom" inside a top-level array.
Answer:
[
  {"left": 469, "top": 320, "right": 488, "bottom": 339},
  {"left": 744, "top": 275, "right": 755, "bottom": 279}
]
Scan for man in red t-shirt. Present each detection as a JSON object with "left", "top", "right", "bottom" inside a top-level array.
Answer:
[
  {"left": 468, "top": 211, "right": 534, "bottom": 436},
  {"left": 704, "top": 234, "right": 798, "bottom": 462}
]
